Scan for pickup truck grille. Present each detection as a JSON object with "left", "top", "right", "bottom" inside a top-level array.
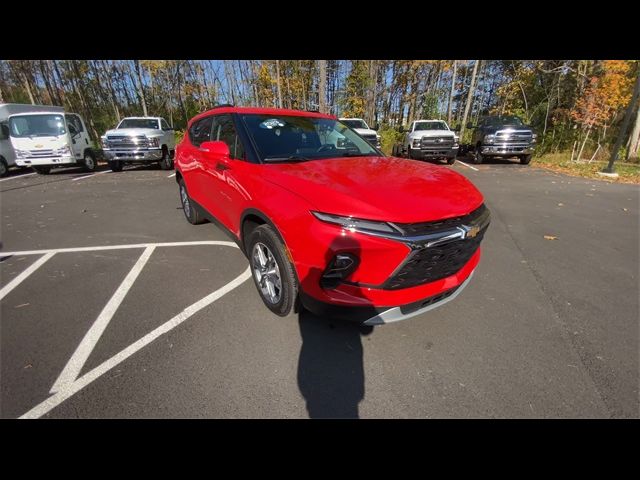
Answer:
[
  {"left": 495, "top": 130, "right": 532, "bottom": 143},
  {"left": 361, "top": 134, "right": 378, "bottom": 145},
  {"left": 106, "top": 135, "right": 150, "bottom": 150},
  {"left": 384, "top": 204, "right": 489, "bottom": 290},
  {"left": 420, "top": 136, "right": 454, "bottom": 148}
]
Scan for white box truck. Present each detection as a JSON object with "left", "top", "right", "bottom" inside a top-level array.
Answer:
[{"left": 1, "top": 103, "right": 98, "bottom": 175}]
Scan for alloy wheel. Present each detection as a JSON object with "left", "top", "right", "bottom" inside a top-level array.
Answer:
[{"left": 252, "top": 242, "right": 282, "bottom": 304}]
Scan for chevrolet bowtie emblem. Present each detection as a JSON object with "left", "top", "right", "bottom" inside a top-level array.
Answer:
[
  {"left": 466, "top": 225, "right": 480, "bottom": 238},
  {"left": 35, "top": 144, "right": 43, "bottom": 148}
]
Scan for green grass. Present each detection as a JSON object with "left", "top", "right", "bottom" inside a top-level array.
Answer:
[{"left": 533, "top": 153, "right": 640, "bottom": 184}]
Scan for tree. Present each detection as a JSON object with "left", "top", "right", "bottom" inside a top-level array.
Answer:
[
  {"left": 459, "top": 60, "right": 479, "bottom": 142},
  {"left": 604, "top": 70, "right": 640, "bottom": 172}
]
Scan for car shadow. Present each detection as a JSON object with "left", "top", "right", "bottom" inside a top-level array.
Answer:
[{"left": 296, "top": 237, "right": 374, "bottom": 419}]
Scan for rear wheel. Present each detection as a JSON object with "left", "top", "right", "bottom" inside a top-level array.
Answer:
[
  {"left": 33, "top": 166, "right": 51, "bottom": 175},
  {"left": 247, "top": 224, "right": 298, "bottom": 317},
  {"left": 520, "top": 154, "right": 532, "bottom": 165},
  {"left": 159, "top": 147, "right": 173, "bottom": 170},
  {"left": 109, "top": 160, "right": 123, "bottom": 172},
  {"left": 178, "top": 178, "right": 205, "bottom": 225}
]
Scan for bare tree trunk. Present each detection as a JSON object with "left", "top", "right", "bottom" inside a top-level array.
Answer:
[
  {"left": 275, "top": 60, "right": 283, "bottom": 108},
  {"left": 576, "top": 127, "right": 591, "bottom": 162},
  {"left": 318, "top": 60, "right": 327, "bottom": 113},
  {"left": 447, "top": 60, "right": 457, "bottom": 125},
  {"left": 459, "top": 60, "right": 480, "bottom": 141},
  {"left": 134, "top": 60, "right": 148, "bottom": 116},
  {"left": 605, "top": 71, "right": 640, "bottom": 172},
  {"left": 627, "top": 92, "right": 640, "bottom": 160}
]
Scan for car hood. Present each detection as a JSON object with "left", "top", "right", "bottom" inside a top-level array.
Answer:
[
  {"left": 104, "top": 128, "right": 162, "bottom": 137},
  {"left": 353, "top": 128, "right": 378, "bottom": 136},
  {"left": 409, "top": 129, "right": 455, "bottom": 139},
  {"left": 262, "top": 156, "right": 483, "bottom": 223}
]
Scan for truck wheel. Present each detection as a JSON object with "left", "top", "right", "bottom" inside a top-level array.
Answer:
[
  {"left": 473, "top": 147, "right": 484, "bottom": 164},
  {"left": 247, "top": 224, "right": 298, "bottom": 317},
  {"left": 446, "top": 157, "right": 456, "bottom": 165},
  {"left": 34, "top": 166, "right": 51, "bottom": 175},
  {"left": 520, "top": 154, "right": 532, "bottom": 165},
  {"left": 109, "top": 160, "right": 123, "bottom": 172},
  {"left": 392, "top": 144, "right": 398, "bottom": 156},
  {"left": 406, "top": 147, "right": 414, "bottom": 159},
  {"left": 159, "top": 148, "right": 173, "bottom": 170},
  {"left": 0, "top": 158, "right": 8, "bottom": 177},
  {"left": 82, "top": 151, "right": 97, "bottom": 172},
  {"left": 178, "top": 178, "right": 206, "bottom": 225}
]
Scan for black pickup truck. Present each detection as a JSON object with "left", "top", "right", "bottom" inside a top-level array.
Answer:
[{"left": 464, "top": 115, "right": 536, "bottom": 165}]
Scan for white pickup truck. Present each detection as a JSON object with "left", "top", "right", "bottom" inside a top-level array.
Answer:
[
  {"left": 3, "top": 103, "right": 98, "bottom": 175},
  {"left": 339, "top": 117, "right": 381, "bottom": 148},
  {"left": 101, "top": 117, "right": 176, "bottom": 171},
  {"left": 394, "top": 119, "right": 459, "bottom": 164}
]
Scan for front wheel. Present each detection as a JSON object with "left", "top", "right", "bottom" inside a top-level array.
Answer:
[
  {"left": 109, "top": 160, "right": 123, "bottom": 172},
  {"left": 446, "top": 157, "right": 456, "bottom": 165},
  {"left": 159, "top": 148, "right": 173, "bottom": 170},
  {"left": 0, "top": 159, "right": 8, "bottom": 177},
  {"left": 82, "top": 151, "right": 98, "bottom": 172},
  {"left": 247, "top": 224, "right": 298, "bottom": 317},
  {"left": 473, "top": 147, "right": 484, "bottom": 164},
  {"left": 520, "top": 154, "right": 532, "bottom": 165}
]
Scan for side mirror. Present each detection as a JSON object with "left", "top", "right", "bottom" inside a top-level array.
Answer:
[{"left": 200, "top": 140, "right": 230, "bottom": 160}]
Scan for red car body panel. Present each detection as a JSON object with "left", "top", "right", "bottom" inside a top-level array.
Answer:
[{"left": 175, "top": 107, "right": 487, "bottom": 312}]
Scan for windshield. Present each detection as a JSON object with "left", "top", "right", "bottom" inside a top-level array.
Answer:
[
  {"left": 117, "top": 118, "right": 159, "bottom": 129},
  {"left": 241, "top": 114, "right": 381, "bottom": 162},
  {"left": 483, "top": 116, "right": 524, "bottom": 126},
  {"left": 414, "top": 121, "right": 448, "bottom": 131},
  {"left": 340, "top": 119, "right": 368, "bottom": 130},
  {"left": 9, "top": 114, "right": 67, "bottom": 138}
]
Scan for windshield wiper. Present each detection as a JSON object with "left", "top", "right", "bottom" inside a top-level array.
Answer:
[
  {"left": 263, "top": 155, "right": 310, "bottom": 163},
  {"left": 341, "top": 151, "right": 379, "bottom": 157}
]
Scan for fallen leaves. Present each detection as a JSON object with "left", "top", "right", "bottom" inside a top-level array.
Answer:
[{"left": 544, "top": 235, "right": 558, "bottom": 240}]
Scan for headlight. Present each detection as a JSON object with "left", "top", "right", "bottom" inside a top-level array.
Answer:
[
  {"left": 484, "top": 134, "right": 495, "bottom": 144},
  {"left": 101, "top": 136, "right": 108, "bottom": 148},
  {"left": 412, "top": 138, "right": 421, "bottom": 147},
  {"left": 147, "top": 137, "right": 160, "bottom": 148},
  {"left": 55, "top": 145, "right": 71, "bottom": 156},
  {"left": 312, "top": 211, "right": 400, "bottom": 235},
  {"left": 15, "top": 149, "right": 28, "bottom": 159},
  {"left": 453, "top": 135, "right": 460, "bottom": 145},
  {"left": 531, "top": 133, "right": 537, "bottom": 143}
]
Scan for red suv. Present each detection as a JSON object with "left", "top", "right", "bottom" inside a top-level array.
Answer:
[{"left": 174, "top": 106, "right": 490, "bottom": 325}]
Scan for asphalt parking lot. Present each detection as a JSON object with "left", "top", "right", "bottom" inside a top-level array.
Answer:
[{"left": 1, "top": 159, "right": 638, "bottom": 418}]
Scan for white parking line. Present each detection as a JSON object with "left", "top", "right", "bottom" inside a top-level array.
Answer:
[
  {"left": 0, "top": 172, "right": 38, "bottom": 183},
  {"left": 167, "top": 173, "right": 176, "bottom": 178},
  {"left": 0, "top": 252, "right": 56, "bottom": 301},
  {"left": 50, "top": 246, "right": 156, "bottom": 393},
  {"left": 456, "top": 160, "right": 479, "bottom": 171},
  {"left": 21, "top": 265, "right": 252, "bottom": 419},
  {"left": 71, "top": 170, "right": 112, "bottom": 182}
]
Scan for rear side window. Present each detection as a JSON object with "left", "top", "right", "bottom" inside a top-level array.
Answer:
[
  {"left": 0, "top": 122, "right": 8, "bottom": 140},
  {"left": 161, "top": 119, "right": 171, "bottom": 130},
  {"left": 212, "top": 115, "right": 245, "bottom": 160},
  {"left": 188, "top": 116, "right": 213, "bottom": 147}
]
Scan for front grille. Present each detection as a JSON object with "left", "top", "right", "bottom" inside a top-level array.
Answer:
[
  {"left": 362, "top": 134, "right": 378, "bottom": 145},
  {"left": 384, "top": 229, "right": 486, "bottom": 290},
  {"left": 495, "top": 129, "right": 532, "bottom": 143},
  {"left": 28, "top": 149, "right": 54, "bottom": 157},
  {"left": 394, "top": 204, "right": 487, "bottom": 237},
  {"left": 106, "top": 135, "right": 150, "bottom": 150},
  {"left": 420, "top": 136, "right": 454, "bottom": 148}
]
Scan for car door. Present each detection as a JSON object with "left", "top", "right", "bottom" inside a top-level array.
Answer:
[
  {"left": 160, "top": 118, "right": 175, "bottom": 149},
  {"left": 200, "top": 114, "right": 251, "bottom": 232},
  {"left": 66, "top": 114, "right": 89, "bottom": 161},
  {"left": 182, "top": 115, "right": 214, "bottom": 207}
]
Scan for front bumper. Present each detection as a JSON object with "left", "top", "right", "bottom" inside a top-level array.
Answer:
[
  {"left": 412, "top": 146, "right": 458, "bottom": 159},
  {"left": 16, "top": 156, "right": 77, "bottom": 167},
  {"left": 104, "top": 148, "right": 163, "bottom": 162},
  {"left": 481, "top": 143, "right": 532, "bottom": 155}
]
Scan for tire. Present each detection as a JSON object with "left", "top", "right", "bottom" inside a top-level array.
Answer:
[
  {"left": 520, "top": 154, "right": 532, "bottom": 165},
  {"left": 473, "top": 146, "right": 484, "bottom": 164},
  {"left": 33, "top": 166, "right": 51, "bottom": 175},
  {"left": 406, "top": 146, "right": 415, "bottom": 159},
  {"left": 0, "top": 158, "right": 8, "bottom": 177},
  {"left": 178, "top": 178, "right": 205, "bottom": 225},
  {"left": 247, "top": 224, "right": 298, "bottom": 317},
  {"left": 391, "top": 144, "right": 398, "bottom": 156},
  {"left": 82, "top": 151, "right": 97, "bottom": 172},
  {"left": 446, "top": 156, "right": 456, "bottom": 165},
  {"left": 109, "top": 160, "right": 123, "bottom": 172},
  {"left": 159, "top": 147, "right": 173, "bottom": 170}
]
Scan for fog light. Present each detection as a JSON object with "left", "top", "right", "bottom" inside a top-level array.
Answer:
[{"left": 320, "top": 253, "right": 359, "bottom": 288}]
